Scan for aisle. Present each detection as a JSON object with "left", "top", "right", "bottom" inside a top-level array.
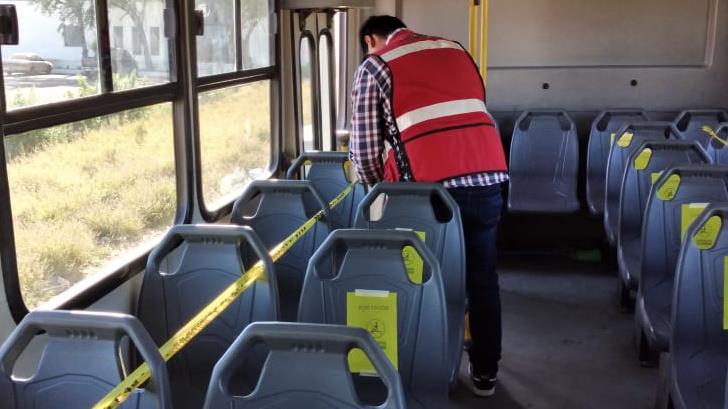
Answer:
[{"left": 450, "top": 257, "right": 659, "bottom": 409}]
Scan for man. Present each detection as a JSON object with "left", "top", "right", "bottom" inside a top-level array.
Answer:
[{"left": 349, "top": 15, "right": 509, "bottom": 397}]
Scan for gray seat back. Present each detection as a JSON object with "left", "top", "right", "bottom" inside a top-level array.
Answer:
[
  {"left": 298, "top": 229, "right": 449, "bottom": 409},
  {"left": 604, "top": 122, "right": 682, "bottom": 245},
  {"left": 137, "top": 224, "right": 277, "bottom": 409},
  {"left": 508, "top": 110, "right": 580, "bottom": 213},
  {"left": 617, "top": 141, "right": 710, "bottom": 287},
  {"left": 231, "top": 180, "right": 331, "bottom": 321},
  {"left": 353, "top": 182, "right": 464, "bottom": 382},
  {"left": 204, "top": 322, "right": 406, "bottom": 409},
  {"left": 638, "top": 166, "right": 728, "bottom": 351},
  {"left": 673, "top": 110, "right": 728, "bottom": 149},
  {"left": 0, "top": 310, "right": 170, "bottom": 409},
  {"left": 706, "top": 124, "right": 728, "bottom": 165},
  {"left": 586, "top": 109, "right": 649, "bottom": 214},
  {"left": 670, "top": 204, "right": 728, "bottom": 409},
  {"left": 286, "top": 152, "right": 367, "bottom": 229}
]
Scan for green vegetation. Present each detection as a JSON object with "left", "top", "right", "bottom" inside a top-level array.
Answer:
[
  {"left": 199, "top": 83, "right": 271, "bottom": 205},
  {"left": 6, "top": 81, "right": 270, "bottom": 308}
]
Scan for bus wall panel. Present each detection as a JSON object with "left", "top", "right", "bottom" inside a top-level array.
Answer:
[{"left": 397, "top": 0, "right": 728, "bottom": 112}]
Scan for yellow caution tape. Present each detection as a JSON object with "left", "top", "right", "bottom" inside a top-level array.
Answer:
[
  {"left": 703, "top": 126, "right": 728, "bottom": 147},
  {"left": 93, "top": 183, "right": 356, "bottom": 409}
]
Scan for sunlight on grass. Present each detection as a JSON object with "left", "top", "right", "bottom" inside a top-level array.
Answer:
[
  {"left": 199, "top": 81, "right": 271, "bottom": 207},
  {"left": 6, "top": 81, "right": 271, "bottom": 308}
]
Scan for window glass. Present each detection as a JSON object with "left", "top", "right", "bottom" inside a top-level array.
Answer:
[
  {"left": 333, "top": 12, "right": 342, "bottom": 118},
  {"left": 199, "top": 81, "right": 271, "bottom": 208},
  {"left": 241, "top": 0, "right": 272, "bottom": 69},
  {"left": 5, "top": 103, "right": 176, "bottom": 309},
  {"left": 132, "top": 27, "right": 142, "bottom": 56},
  {"left": 196, "top": 0, "right": 235, "bottom": 76},
  {"left": 319, "top": 34, "right": 333, "bottom": 151},
  {"left": 2, "top": 0, "right": 100, "bottom": 110},
  {"left": 108, "top": 0, "right": 171, "bottom": 90},
  {"left": 113, "top": 26, "right": 124, "bottom": 49},
  {"left": 300, "top": 37, "right": 315, "bottom": 151},
  {"left": 150, "top": 27, "right": 161, "bottom": 56}
]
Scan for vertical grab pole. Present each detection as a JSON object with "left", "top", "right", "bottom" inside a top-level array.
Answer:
[
  {"left": 468, "top": 0, "right": 479, "bottom": 59},
  {"left": 479, "top": 0, "right": 489, "bottom": 87}
]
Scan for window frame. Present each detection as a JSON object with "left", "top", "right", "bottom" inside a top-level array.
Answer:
[
  {"left": 196, "top": 0, "right": 279, "bottom": 220},
  {"left": 0, "top": 0, "right": 280, "bottom": 320},
  {"left": 317, "top": 28, "right": 335, "bottom": 151}
]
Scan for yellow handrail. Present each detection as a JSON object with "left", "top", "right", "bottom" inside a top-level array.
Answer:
[
  {"left": 468, "top": 0, "right": 478, "bottom": 58},
  {"left": 479, "top": 0, "right": 489, "bottom": 87}
]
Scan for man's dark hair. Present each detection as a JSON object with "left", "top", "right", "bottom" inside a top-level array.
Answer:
[{"left": 359, "top": 15, "right": 407, "bottom": 55}]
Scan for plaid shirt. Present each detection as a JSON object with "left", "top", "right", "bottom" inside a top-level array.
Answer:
[{"left": 349, "top": 54, "right": 509, "bottom": 188}]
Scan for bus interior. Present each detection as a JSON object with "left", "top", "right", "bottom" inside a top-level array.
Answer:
[{"left": 0, "top": 0, "right": 726, "bottom": 408}]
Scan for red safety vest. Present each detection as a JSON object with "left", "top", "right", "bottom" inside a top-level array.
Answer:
[{"left": 373, "top": 30, "right": 507, "bottom": 182}]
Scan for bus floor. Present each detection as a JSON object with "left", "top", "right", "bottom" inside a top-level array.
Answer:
[{"left": 450, "top": 256, "right": 658, "bottom": 409}]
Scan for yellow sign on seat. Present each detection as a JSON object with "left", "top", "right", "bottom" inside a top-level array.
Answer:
[
  {"left": 616, "top": 132, "right": 634, "bottom": 148},
  {"left": 681, "top": 203, "right": 709, "bottom": 241},
  {"left": 402, "top": 231, "right": 427, "bottom": 284},
  {"left": 347, "top": 290, "right": 398, "bottom": 374}
]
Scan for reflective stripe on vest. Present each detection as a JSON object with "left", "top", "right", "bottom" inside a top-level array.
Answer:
[
  {"left": 380, "top": 39, "right": 463, "bottom": 62},
  {"left": 395, "top": 98, "right": 489, "bottom": 133}
]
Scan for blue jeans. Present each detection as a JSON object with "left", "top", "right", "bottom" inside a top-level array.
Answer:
[{"left": 448, "top": 184, "right": 504, "bottom": 376}]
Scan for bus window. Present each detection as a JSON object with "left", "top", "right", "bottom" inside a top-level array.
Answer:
[
  {"left": 199, "top": 81, "right": 272, "bottom": 210},
  {"left": 108, "top": 0, "right": 171, "bottom": 90},
  {"left": 4, "top": 104, "right": 176, "bottom": 309},
  {"left": 319, "top": 33, "right": 333, "bottom": 151},
  {"left": 2, "top": 0, "right": 100, "bottom": 109},
  {"left": 300, "top": 36, "right": 315, "bottom": 151},
  {"left": 196, "top": 0, "right": 236, "bottom": 76},
  {"left": 241, "top": 0, "right": 273, "bottom": 70}
]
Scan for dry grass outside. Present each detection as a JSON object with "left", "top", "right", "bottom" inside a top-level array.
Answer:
[
  {"left": 6, "top": 81, "right": 271, "bottom": 308},
  {"left": 199, "top": 81, "right": 271, "bottom": 206}
]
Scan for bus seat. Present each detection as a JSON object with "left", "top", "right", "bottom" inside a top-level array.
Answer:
[
  {"left": 231, "top": 180, "right": 330, "bottom": 321},
  {"left": 353, "top": 182, "right": 465, "bottom": 383},
  {"left": 298, "top": 229, "right": 449, "bottom": 409},
  {"left": 636, "top": 166, "right": 728, "bottom": 359},
  {"left": 0, "top": 310, "right": 170, "bottom": 409},
  {"left": 203, "top": 322, "right": 406, "bottom": 409},
  {"left": 673, "top": 109, "right": 728, "bottom": 149},
  {"left": 507, "top": 110, "right": 580, "bottom": 213},
  {"left": 286, "top": 151, "right": 367, "bottom": 229},
  {"left": 604, "top": 122, "right": 682, "bottom": 246},
  {"left": 669, "top": 204, "right": 728, "bottom": 409},
  {"left": 706, "top": 124, "right": 728, "bottom": 165},
  {"left": 617, "top": 140, "right": 710, "bottom": 293},
  {"left": 137, "top": 224, "right": 277, "bottom": 409},
  {"left": 586, "top": 109, "right": 649, "bottom": 215}
]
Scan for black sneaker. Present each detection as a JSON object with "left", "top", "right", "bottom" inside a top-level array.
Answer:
[{"left": 469, "top": 365, "right": 496, "bottom": 397}]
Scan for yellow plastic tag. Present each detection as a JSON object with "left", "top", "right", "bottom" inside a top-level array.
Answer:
[
  {"left": 704, "top": 126, "right": 728, "bottom": 147},
  {"left": 651, "top": 172, "right": 663, "bottom": 184},
  {"left": 724, "top": 256, "right": 728, "bottom": 330},
  {"left": 692, "top": 215, "right": 721, "bottom": 250},
  {"left": 610, "top": 133, "right": 616, "bottom": 146},
  {"left": 402, "top": 231, "right": 426, "bottom": 284},
  {"left": 633, "top": 148, "right": 652, "bottom": 170},
  {"left": 347, "top": 290, "right": 398, "bottom": 373},
  {"left": 657, "top": 174, "right": 681, "bottom": 201},
  {"left": 343, "top": 160, "right": 351, "bottom": 174},
  {"left": 681, "top": 203, "right": 709, "bottom": 241},
  {"left": 616, "top": 132, "right": 634, "bottom": 148}
]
